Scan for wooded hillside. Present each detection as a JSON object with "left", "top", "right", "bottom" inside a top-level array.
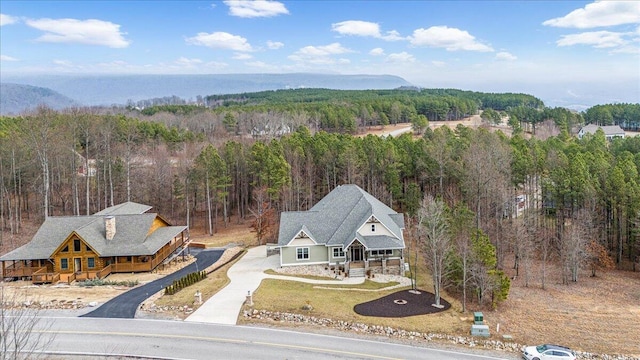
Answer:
[{"left": 1, "top": 89, "right": 639, "bottom": 309}]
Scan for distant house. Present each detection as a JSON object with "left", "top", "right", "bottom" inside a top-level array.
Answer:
[
  {"left": 73, "top": 149, "right": 97, "bottom": 177},
  {"left": 578, "top": 124, "right": 625, "bottom": 140},
  {"left": 251, "top": 123, "right": 291, "bottom": 138},
  {"left": 277, "top": 184, "right": 405, "bottom": 277},
  {"left": 0, "top": 202, "right": 189, "bottom": 284}
]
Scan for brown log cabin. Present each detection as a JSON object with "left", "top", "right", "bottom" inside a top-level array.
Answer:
[{"left": 0, "top": 202, "right": 189, "bottom": 284}]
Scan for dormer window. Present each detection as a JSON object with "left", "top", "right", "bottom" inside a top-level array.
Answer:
[{"left": 371, "top": 224, "right": 376, "bottom": 232}]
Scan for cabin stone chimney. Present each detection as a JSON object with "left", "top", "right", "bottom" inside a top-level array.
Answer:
[{"left": 105, "top": 216, "right": 116, "bottom": 241}]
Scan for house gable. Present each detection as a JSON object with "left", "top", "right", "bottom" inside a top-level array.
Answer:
[
  {"left": 147, "top": 215, "right": 170, "bottom": 236},
  {"left": 357, "top": 215, "right": 394, "bottom": 237},
  {"left": 50, "top": 231, "right": 99, "bottom": 258},
  {"left": 286, "top": 229, "right": 318, "bottom": 246}
]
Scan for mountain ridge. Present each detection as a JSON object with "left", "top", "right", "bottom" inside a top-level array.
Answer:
[
  {"left": 0, "top": 73, "right": 412, "bottom": 113},
  {"left": 0, "top": 83, "right": 78, "bottom": 115}
]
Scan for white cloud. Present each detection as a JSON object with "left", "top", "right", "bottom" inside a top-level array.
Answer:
[
  {"left": 186, "top": 31, "right": 253, "bottom": 51},
  {"left": 295, "top": 42, "right": 352, "bottom": 56},
  {"left": 1, "top": 14, "right": 18, "bottom": 26},
  {"left": 289, "top": 42, "right": 354, "bottom": 65},
  {"left": 369, "top": 47, "right": 385, "bottom": 56},
  {"left": 0, "top": 55, "right": 19, "bottom": 61},
  {"left": 332, "top": 20, "right": 381, "bottom": 37},
  {"left": 557, "top": 30, "right": 627, "bottom": 48},
  {"left": 331, "top": 20, "right": 404, "bottom": 41},
  {"left": 386, "top": 52, "right": 415, "bottom": 63},
  {"left": 409, "top": 26, "right": 493, "bottom": 52},
  {"left": 224, "top": 0, "right": 289, "bottom": 18},
  {"left": 543, "top": 1, "right": 640, "bottom": 29},
  {"left": 611, "top": 44, "right": 640, "bottom": 54},
  {"left": 431, "top": 60, "right": 446, "bottom": 67},
  {"left": 267, "top": 40, "right": 284, "bottom": 49},
  {"left": 495, "top": 51, "right": 517, "bottom": 61},
  {"left": 175, "top": 57, "right": 203, "bottom": 66},
  {"left": 25, "top": 18, "right": 130, "bottom": 48},
  {"left": 233, "top": 53, "right": 253, "bottom": 60}
]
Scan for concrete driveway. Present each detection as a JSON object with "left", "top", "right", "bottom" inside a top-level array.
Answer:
[{"left": 185, "top": 245, "right": 277, "bottom": 324}]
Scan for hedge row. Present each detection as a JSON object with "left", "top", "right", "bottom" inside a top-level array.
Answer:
[{"left": 164, "top": 270, "right": 207, "bottom": 295}]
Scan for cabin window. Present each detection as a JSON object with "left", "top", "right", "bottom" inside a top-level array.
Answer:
[
  {"left": 333, "top": 247, "right": 345, "bottom": 258},
  {"left": 73, "top": 239, "right": 81, "bottom": 252},
  {"left": 296, "top": 247, "right": 309, "bottom": 260},
  {"left": 371, "top": 224, "right": 376, "bottom": 232},
  {"left": 60, "top": 258, "right": 68, "bottom": 270},
  {"left": 385, "top": 249, "right": 393, "bottom": 255},
  {"left": 87, "top": 257, "right": 95, "bottom": 268},
  {"left": 61, "top": 245, "right": 69, "bottom": 253},
  {"left": 86, "top": 245, "right": 91, "bottom": 252},
  {"left": 126, "top": 256, "right": 132, "bottom": 262}
]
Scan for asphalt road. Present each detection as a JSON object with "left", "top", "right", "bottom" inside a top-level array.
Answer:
[
  {"left": 30, "top": 317, "right": 519, "bottom": 360},
  {"left": 81, "top": 249, "right": 223, "bottom": 318}
]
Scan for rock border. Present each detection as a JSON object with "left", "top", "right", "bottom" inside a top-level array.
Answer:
[{"left": 242, "top": 309, "right": 639, "bottom": 360}]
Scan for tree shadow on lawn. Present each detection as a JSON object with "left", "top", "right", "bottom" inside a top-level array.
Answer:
[{"left": 354, "top": 289, "right": 451, "bottom": 317}]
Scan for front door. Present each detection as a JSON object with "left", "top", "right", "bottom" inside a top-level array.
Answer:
[
  {"left": 74, "top": 258, "right": 82, "bottom": 273},
  {"left": 351, "top": 246, "right": 363, "bottom": 261}
]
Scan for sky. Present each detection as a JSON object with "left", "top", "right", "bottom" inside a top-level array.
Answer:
[{"left": 1, "top": 0, "right": 639, "bottom": 108}]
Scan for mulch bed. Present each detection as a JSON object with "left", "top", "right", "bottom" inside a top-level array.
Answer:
[{"left": 354, "top": 289, "right": 451, "bottom": 317}]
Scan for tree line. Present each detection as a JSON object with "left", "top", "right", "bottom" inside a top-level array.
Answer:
[{"left": 1, "top": 91, "right": 639, "bottom": 310}]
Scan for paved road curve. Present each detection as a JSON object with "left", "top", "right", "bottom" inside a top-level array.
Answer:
[
  {"left": 81, "top": 249, "right": 223, "bottom": 318},
  {"left": 32, "top": 317, "right": 519, "bottom": 360}
]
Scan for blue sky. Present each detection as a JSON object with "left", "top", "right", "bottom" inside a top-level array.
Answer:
[{"left": 1, "top": 1, "right": 639, "bottom": 107}]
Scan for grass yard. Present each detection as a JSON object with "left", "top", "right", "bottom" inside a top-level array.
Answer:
[{"left": 245, "top": 278, "right": 469, "bottom": 335}]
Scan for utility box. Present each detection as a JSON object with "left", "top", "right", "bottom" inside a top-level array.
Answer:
[
  {"left": 473, "top": 312, "right": 484, "bottom": 325},
  {"left": 471, "top": 324, "right": 490, "bottom": 337}
]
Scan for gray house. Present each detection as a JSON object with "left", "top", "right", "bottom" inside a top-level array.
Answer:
[
  {"left": 578, "top": 124, "right": 625, "bottom": 140},
  {"left": 277, "top": 184, "right": 405, "bottom": 277}
]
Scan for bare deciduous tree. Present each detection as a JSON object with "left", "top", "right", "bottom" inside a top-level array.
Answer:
[
  {"left": 561, "top": 209, "right": 593, "bottom": 283},
  {"left": 418, "top": 195, "right": 450, "bottom": 307},
  {"left": 1, "top": 286, "right": 54, "bottom": 360}
]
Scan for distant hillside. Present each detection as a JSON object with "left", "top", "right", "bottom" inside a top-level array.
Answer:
[
  {"left": 0, "top": 83, "right": 78, "bottom": 115},
  {"left": 0, "top": 73, "right": 413, "bottom": 108}
]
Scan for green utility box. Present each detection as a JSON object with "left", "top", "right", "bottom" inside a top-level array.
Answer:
[
  {"left": 473, "top": 312, "right": 484, "bottom": 325},
  {"left": 471, "top": 324, "right": 490, "bottom": 337}
]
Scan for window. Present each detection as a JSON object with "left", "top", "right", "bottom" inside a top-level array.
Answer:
[
  {"left": 371, "top": 249, "right": 393, "bottom": 257},
  {"left": 60, "top": 258, "right": 68, "bottom": 270},
  {"left": 73, "top": 239, "right": 81, "bottom": 252},
  {"left": 61, "top": 245, "right": 69, "bottom": 253},
  {"left": 296, "top": 247, "right": 309, "bottom": 260},
  {"left": 85, "top": 245, "right": 91, "bottom": 252},
  {"left": 371, "top": 224, "right": 376, "bottom": 232},
  {"left": 87, "top": 257, "right": 95, "bottom": 268},
  {"left": 333, "top": 247, "right": 345, "bottom": 258}
]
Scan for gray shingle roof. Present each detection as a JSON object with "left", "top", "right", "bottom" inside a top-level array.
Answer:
[
  {"left": 579, "top": 124, "right": 625, "bottom": 136},
  {"left": 0, "top": 205, "right": 186, "bottom": 261},
  {"left": 94, "top": 201, "right": 153, "bottom": 215},
  {"left": 277, "top": 184, "right": 405, "bottom": 250}
]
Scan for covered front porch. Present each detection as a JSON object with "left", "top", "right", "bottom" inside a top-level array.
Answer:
[
  {"left": 1, "top": 232, "right": 190, "bottom": 284},
  {"left": 343, "top": 240, "right": 404, "bottom": 277}
]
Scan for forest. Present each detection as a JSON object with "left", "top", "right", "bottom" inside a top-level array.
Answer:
[{"left": 1, "top": 88, "right": 639, "bottom": 309}]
